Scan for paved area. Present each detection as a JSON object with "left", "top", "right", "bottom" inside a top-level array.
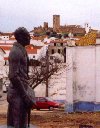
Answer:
[
  {"left": 0, "top": 92, "right": 8, "bottom": 114},
  {"left": 0, "top": 92, "right": 7, "bottom": 101}
]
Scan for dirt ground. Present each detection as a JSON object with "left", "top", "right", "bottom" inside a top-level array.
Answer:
[
  {"left": 0, "top": 109, "right": 100, "bottom": 128},
  {"left": 0, "top": 93, "right": 100, "bottom": 128}
]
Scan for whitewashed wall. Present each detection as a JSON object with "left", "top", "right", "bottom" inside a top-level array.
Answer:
[
  {"left": 1, "top": 36, "right": 9, "bottom": 41},
  {"left": 95, "top": 46, "right": 100, "bottom": 103},
  {"left": 73, "top": 46, "right": 95, "bottom": 102},
  {"left": 96, "top": 38, "right": 100, "bottom": 44},
  {"left": 65, "top": 48, "right": 74, "bottom": 112},
  {"left": 65, "top": 45, "right": 100, "bottom": 112}
]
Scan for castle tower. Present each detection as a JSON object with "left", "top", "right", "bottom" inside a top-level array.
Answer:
[
  {"left": 53, "top": 15, "right": 60, "bottom": 32},
  {"left": 44, "top": 22, "right": 48, "bottom": 30}
]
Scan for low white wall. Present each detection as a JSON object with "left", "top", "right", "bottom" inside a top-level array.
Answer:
[{"left": 66, "top": 45, "right": 100, "bottom": 112}]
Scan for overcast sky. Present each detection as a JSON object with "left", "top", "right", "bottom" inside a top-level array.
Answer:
[{"left": 0, "top": 0, "right": 100, "bottom": 32}]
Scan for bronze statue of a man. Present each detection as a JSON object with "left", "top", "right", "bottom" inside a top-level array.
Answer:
[{"left": 7, "top": 27, "right": 33, "bottom": 128}]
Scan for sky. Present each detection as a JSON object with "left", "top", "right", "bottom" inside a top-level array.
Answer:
[{"left": 0, "top": 0, "right": 100, "bottom": 32}]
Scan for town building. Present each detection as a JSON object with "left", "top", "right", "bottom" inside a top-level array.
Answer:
[
  {"left": 48, "top": 40, "right": 66, "bottom": 62},
  {"left": 0, "top": 33, "right": 13, "bottom": 41}
]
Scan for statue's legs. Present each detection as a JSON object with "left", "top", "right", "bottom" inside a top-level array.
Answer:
[{"left": 7, "top": 96, "right": 27, "bottom": 128}]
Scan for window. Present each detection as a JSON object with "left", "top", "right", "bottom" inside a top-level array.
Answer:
[
  {"left": 58, "top": 49, "right": 60, "bottom": 54},
  {"left": 29, "top": 59, "right": 34, "bottom": 66},
  {"left": 5, "top": 60, "right": 9, "bottom": 65},
  {"left": 33, "top": 56, "right": 35, "bottom": 58},
  {"left": 54, "top": 43, "right": 56, "bottom": 46},
  {"left": 61, "top": 43, "right": 63, "bottom": 46},
  {"left": 51, "top": 49, "right": 54, "bottom": 54},
  {"left": 50, "top": 56, "right": 53, "bottom": 59}
]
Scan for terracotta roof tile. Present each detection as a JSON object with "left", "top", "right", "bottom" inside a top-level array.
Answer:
[
  {"left": 0, "top": 46, "right": 12, "bottom": 50},
  {"left": 50, "top": 40, "right": 67, "bottom": 43},
  {"left": 26, "top": 49, "right": 37, "bottom": 54},
  {"left": 0, "top": 44, "right": 39, "bottom": 55},
  {"left": 0, "top": 43, "right": 13, "bottom": 45},
  {"left": 32, "top": 36, "right": 45, "bottom": 40},
  {"left": 26, "top": 45, "right": 42, "bottom": 49}
]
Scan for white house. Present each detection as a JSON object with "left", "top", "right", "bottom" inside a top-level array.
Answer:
[
  {"left": 26, "top": 44, "right": 48, "bottom": 61},
  {"left": 0, "top": 47, "right": 5, "bottom": 79},
  {"left": 1, "top": 35, "right": 9, "bottom": 41},
  {"left": 0, "top": 33, "right": 12, "bottom": 41}
]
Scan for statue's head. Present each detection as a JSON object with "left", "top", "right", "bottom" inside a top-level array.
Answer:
[{"left": 14, "top": 27, "right": 31, "bottom": 46}]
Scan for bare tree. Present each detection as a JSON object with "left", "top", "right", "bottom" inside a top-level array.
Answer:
[{"left": 28, "top": 51, "right": 62, "bottom": 97}]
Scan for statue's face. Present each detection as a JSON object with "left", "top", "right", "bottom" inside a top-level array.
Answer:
[{"left": 23, "top": 33, "right": 31, "bottom": 46}]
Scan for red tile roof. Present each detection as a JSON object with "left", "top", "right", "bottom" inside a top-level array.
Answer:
[
  {"left": 32, "top": 36, "right": 46, "bottom": 40},
  {"left": 50, "top": 40, "right": 67, "bottom": 43},
  {"left": 26, "top": 45, "right": 41, "bottom": 54},
  {"left": 0, "top": 44, "right": 40, "bottom": 57},
  {"left": 26, "top": 49, "right": 37, "bottom": 54},
  {"left": 0, "top": 46, "right": 12, "bottom": 50},
  {"left": 9, "top": 37, "right": 15, "bottom": 40},
  {"left": 0, "top": 43, "right": 13, "bottom": 45},
  {"left": 26, "top": 45, "right": 42, "bottom": 49},
  {"left": 1, "top": 32, "right": 13, "bottom": 36},
  {"left": 33, "top": 46, "right": 42, "bottom": 49}
]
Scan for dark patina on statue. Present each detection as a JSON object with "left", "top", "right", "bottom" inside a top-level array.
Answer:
[{"left": 7, "top": 27, "right": 34, "bottom": 128}]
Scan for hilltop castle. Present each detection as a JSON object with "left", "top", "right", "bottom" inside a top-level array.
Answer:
[{"left": 32, "top": 15, "right": 95, "bottom": 36}]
